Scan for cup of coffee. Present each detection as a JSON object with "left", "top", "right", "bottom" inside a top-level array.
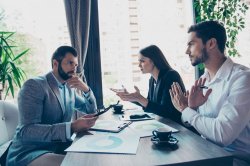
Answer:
[
  {"left": 113, "top": 104, "right": 123, "bottom": 114},
  {"left": 152, "top": 127, "right": 172, "bottom": 141}
]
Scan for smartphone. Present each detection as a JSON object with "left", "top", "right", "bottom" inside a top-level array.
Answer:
[{"left": 94, "top": 106, "right": 112, "bottom": 117}]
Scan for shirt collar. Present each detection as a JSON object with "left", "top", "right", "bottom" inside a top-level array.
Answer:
[
  {"left": 203, "top": 57, "right": 234, "bottom": 82},
  {"left": 51, "top": 72, "right": 65, "bottom": 89}
]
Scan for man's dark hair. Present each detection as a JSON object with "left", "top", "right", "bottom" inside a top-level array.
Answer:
[
  {"left": 140, "top": 45, "right": 172, "bottom": 71},
  {"left": 188, "top": 20, "right": 227, "bottom": 53},
  {"left": 51, "top": 46, "right": 78, "bottom": 68}
]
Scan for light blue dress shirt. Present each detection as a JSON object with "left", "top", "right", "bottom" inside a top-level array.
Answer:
[{"left": 52, "top": 74, "right": 91, "bottom": 140}]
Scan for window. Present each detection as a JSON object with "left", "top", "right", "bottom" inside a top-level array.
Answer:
[
  {"left": 232, "top": 1, "right": 250, "bottom": 68},
  {"left": 0, "top": 0, "right": 70, "bottom": 77},
  {"left": 0, "top": 0, "right": 70, "bottom": 99},
  {"left": 99, "top": 0, "right": 195, "bottom": 105}
]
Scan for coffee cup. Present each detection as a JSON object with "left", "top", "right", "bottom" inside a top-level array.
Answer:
[
  {"left": 113, "top": 104, "right": 123, "bottom": 114},
  {"left": 152, "top": 127, "right": 172, "bottom": 141}
]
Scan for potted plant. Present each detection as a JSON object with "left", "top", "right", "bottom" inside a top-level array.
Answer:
[
  {"left": 0, "top": 31, "right": 29, "bottom": 100},
  {"left": 193, "top": 0, "right": 249, "bottom": 77}
]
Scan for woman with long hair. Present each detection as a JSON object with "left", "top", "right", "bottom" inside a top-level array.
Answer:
[{"left": 112, "top": 45, "right": 186, "bottom": 124}]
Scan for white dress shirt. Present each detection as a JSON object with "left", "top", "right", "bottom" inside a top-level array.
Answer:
[{"left": 182, "top": 57, "right": 250, "bottom": 156}]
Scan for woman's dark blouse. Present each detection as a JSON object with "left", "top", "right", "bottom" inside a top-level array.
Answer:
[{"left": 142, "top": 69, "right": 185, "bottom": 124}]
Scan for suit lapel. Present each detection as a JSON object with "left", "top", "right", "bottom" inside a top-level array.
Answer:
[
  {"left": 153, "top": 79, "right": 160, "bottom": 102},
  {"left": 153, "top": 70, "right": 169, "bottom": 102},
  {"left": 46, "top": 72, "right": 65, "bottom": 114},
  {"left": 148, "top": 78, "right": 154, "bottom": 100},
  {"left": 149, "top": 77, "right": 158, "bottom": 102}
]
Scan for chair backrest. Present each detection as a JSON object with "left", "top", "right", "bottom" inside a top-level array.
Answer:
[{"left": 0, "top": 101, "right": 19, "bottom": 146}]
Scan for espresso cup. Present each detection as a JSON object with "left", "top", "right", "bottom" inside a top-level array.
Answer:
[
  {"left": 152, "top": 127, "right": 172, "bottom": 141},
  {"left": 113, "top": 104, "right": 123, "bottom": 114}
]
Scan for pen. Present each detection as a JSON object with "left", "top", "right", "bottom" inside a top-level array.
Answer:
[
  {"left": 200, "top": 85, "right": 208, "bottom": 89},
  {"left": 118, "top": 121, "right": 132, "bottom": 129}
]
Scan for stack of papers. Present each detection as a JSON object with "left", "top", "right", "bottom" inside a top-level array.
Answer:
[{"left": 65, "top": 114, "right": 179, "bottom": 154}]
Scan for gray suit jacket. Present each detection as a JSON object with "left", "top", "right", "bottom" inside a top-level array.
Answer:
[{"left": 6, "top": 72, "right": 97, "bottom": 166}]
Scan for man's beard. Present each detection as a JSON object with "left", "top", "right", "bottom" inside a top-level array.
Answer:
[
  {"left": 191, "top": 48, "right": 209, "bottom": 66},
  {"left": 58, "top": 62, "right": 73, "bottom": 80}
]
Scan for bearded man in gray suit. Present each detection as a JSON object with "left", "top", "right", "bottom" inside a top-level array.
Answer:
[{"left": 6, "top": 46, "right": 98, "bottom": 166}]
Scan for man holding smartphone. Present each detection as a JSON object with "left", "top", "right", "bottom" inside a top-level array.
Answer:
[{"left": 6, "top": 46, "right": 98, "bottom": 166}]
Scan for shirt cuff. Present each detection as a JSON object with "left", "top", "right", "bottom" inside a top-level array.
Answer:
[
  {"left": 82, "top": 89, "right": 91, "bottom": 99},
  {"left": 66, "top": 122, "right": 72, "bottom": 141},
  {"left": 181, "top": 107, "right": 199, "bottom": 125}
]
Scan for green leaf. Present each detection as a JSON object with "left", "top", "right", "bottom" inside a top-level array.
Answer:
[
  {"left": 194, "top": 0, "right": 249, "bottom": 57},
  {"left": 4, "top": 87, "right": 10, "bottom": 100},
  {"left": 13, "top": 49, "right": 29, "bottom": 61},
  {"left": 7, "top": 74, "right": 14, "bottom": 98},
  {"left": 9, "top": 62, "right": 23, "bottom": 88},
  {"left": 0, "top": 31, "right": 28, "bottom": 99}
]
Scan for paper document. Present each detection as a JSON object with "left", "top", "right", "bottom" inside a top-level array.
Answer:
[
  {"left": 90, "top": 120, "right": 132, "bottom": 133},
  {"left": 129, "top": 120, "right": 179, "bottom": 137},
  {"left": 65, "top": 128, "right": 140, "bottom": 154}
]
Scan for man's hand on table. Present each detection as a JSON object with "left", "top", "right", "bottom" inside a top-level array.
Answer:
[{"left": 71, "top": 114, "right": 98, "bottom": 133}]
